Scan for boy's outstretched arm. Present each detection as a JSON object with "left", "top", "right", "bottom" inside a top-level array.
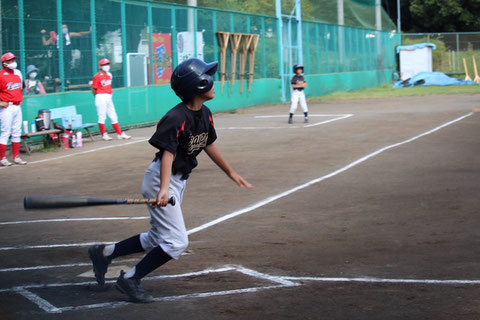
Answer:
[{"left": 205, "top": 143, "right": 253, "bottom": 189}]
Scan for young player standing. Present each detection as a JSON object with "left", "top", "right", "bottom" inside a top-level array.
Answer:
[
  {"left": 288, "top": 63, "right": 309, "bottom": 124},
  {"left": 88, "top": 58, "right": 253, "bottom": 303},
  {"left": 0, "top": 52, "right": 27, "bottom": 166},
  {"left": 91, "top": 58, "right": 131, "bottom": 141}
]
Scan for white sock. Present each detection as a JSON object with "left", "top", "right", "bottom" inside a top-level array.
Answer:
[
  {"left": 103, "top": 244, "right": 115, "bottom": 257},
  {"left": 124, "top": 267, "right": 136, "bottom": 279}
]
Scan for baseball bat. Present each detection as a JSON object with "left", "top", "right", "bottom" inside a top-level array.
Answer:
[{"left": 24, "top": 195, "right": 175, "bottom": 210}]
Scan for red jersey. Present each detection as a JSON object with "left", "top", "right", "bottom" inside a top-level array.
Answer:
[
  {"left": 0, "top": 68, "right": 23, "bottom": 104},
  {"left": 92, "top": 71, "right": 113, "bottom": 94}
]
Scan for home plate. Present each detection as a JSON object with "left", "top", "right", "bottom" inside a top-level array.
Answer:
[{"left": 78, "top": 265, "right": 130, "bottom": 279}]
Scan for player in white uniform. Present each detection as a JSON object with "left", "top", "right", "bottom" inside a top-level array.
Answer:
[
  {"left": 88, "top": 58, "right": 252, "bottom": 303},
  {"left": 0, "top": 52, "right": 27, "bottom": 166},
  {"left": 92, "top": 58, "right": 130, "bottom": 140}
]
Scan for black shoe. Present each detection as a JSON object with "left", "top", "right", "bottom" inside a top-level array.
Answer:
[
  {"left": 304, "top": 118, "right": 309, "bottom": 123},
  {"left": 88, "top": 244, "right": 111, "bottom": 285},
  {"left": 116, "top": 270, "right": 153, "bottom": 303},
  {"left": 288, "top": 118, "right": 293, "bottom": 124}
]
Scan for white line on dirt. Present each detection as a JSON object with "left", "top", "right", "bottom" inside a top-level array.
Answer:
[
  {"left": 187, "top": 112, "right": 473, "bottom": 235},
  {"left": 0, "top": 216, "right": 149, "bottom": 226},
  {"left": 13, "top": 287, "right": 62, "bottom": 313},
  {"left": 280, "top": 276, "right": 480, "bottom": 285},
  {"left": 0, "top": 112, "right": 473, "bottom": 251}
]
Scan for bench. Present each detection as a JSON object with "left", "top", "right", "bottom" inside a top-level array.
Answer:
[
  {"left": 21, "top": 105, "right": 97, "bottom": 155},
  {"left": 50, "top": 105, "right": 96, "bottom": 141},
  {"left": 21, "top": 129, "right": 62, "bottom": 155}
]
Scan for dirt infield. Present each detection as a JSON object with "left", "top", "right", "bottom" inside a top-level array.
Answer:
[{"left": 0, "top": 94, "right": 479, "bottom": 319}]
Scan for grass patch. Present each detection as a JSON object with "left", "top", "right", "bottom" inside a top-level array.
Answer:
[{"left": 309, "top": 83, "right": 480, "bottom": 103}]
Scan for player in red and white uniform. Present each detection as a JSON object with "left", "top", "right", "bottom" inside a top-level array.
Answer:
[
  {"left": 91, "top": 58, "right": 130, "bottom": 141},
  {"left": 0, "top": 52, "right": 27, "bottom": 166}
]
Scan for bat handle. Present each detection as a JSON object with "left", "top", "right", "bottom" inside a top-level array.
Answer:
[{"left": 147, "top": 196, "right": 175, "bottom": 206}]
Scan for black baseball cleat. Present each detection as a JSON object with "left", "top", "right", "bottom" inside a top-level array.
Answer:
[
  {"left": 88, "top": 244, "right": 111, "bottom": 285},
  {"left": 288, "top": 118, "right": 293, "bottom": 124},
  {"left": 304, "top": 118, "right": 309, "bottom": 123},
  {"left": 116, "top": 270, "right": 153, "bottom": 303}
]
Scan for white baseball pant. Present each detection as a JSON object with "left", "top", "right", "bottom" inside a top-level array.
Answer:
[
  {"left": 289, "top": 89, "right": 308, "bottom": 114},
  {"left": 140, "top": 159, "right": 188, "bottom": 260},
  {"left": 0, "top": 104, "right": 22, "bottom": 145},
  {"left": 95, "top": 93, "right": 118, "bottom": 124}
]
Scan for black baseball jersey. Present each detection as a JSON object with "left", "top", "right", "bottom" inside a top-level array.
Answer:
[
  {"left": 149, "top": 103, "right": 217, "bottom": 179},
  {"left": 291, "top": 75, "right": 305, "bottom": 91}
]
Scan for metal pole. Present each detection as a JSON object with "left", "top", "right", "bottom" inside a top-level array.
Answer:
[
  {"left": 57, "top": 0, "right": 64, "bottom": 92},
  {"left": 193, "top": 8, "right": 197, "bottom": 58},
  {"left": 147, "top": 2, "right": 154, "bottom": 84},
  {"left": 296, "top": 0, "right": 303, "bottom": 66},
  {"left": 121, "top": 0, "right": 127, "bottom": 87},
  {"left": 18, "top": 0, "right": 26, "bottom": 79},
  {"left": 212, "top": 11, "right": 219, "bottom": 80},
  {"left": 90, "top": 0, "right": 97, "bottom": 76},
  {"left": 337, "top": 0, "right": 344, "bottom": 25},
  {"left": 187, "top": 0, "right": 197, "bottom": 32},
  {"left": 397, "top": 0, "right": 401, "bottom": 33},
  {"left": 375, "top": 0, "right": 382, "bottom": 31},
  {"left": 275, "top": 0, "right": 285, "bottom": 103},
  {"left": 171, "top": 7, "right": 177, "bottom": 69},
  {"left": 261, "top": 17, "right": 266, "bottom": 78}
]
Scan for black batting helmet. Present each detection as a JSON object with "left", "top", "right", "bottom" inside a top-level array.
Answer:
[
  {"left": 171, "top": 58, "right": 218, "bottom": 102},
  {"left": 293, "top": 64, "right": 304, "bottom": 73}
]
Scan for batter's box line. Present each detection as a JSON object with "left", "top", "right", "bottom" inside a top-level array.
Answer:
[
  {"left": 216, "top": 114, "right": 353, "bottom": 130},
  {"left": 7, "top": 265, "right": 299, "bottom": 314}
]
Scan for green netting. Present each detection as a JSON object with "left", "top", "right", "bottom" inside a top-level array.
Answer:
[{"left": 1, "top": 0, "right": 399, "bottom": 95}]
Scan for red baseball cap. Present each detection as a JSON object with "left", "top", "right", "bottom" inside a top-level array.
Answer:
[
  {"left": 99, "top": 58, "right": 110, "bottom": 66},
  {"left": 1, "top": 52, "right": 16, "bottom": 63}
]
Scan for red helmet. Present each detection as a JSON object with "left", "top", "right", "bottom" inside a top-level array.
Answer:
[
  {"left": 99, "top": 58, "right": 110, "bottom": 66},
  {"left": 1, "top": 52, "right": 16, "bottom": 63}
]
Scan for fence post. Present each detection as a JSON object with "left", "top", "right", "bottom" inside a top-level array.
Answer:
[
  {"left": 212, "top": 11, "right": 219, "bottom": 81},
  {"left": 90, "top": 0, "right": 97, "bottom": 76},
  {"left": 18, "top": 0, "right": 26, "bottom": 79},
  {"left": 147, "top": 2, "right": 154, "bottom": 84},
  {"left": 193, "top": 7, "right": 197, "bottom": 58},
  {"left": 121, "top": 0, "right": 127, "bottom": 87},
  {"left": 456, "top": 33, "right": 460, "bottom": 73},
  {"left": 171, "top": 7, "right": 177, "bottom": 69},
  {"left": 261, "top": 17, "right": 266, "bottom": 78},
  {"left": 56, "top": 0, "right": 64, "bottom": 92}
]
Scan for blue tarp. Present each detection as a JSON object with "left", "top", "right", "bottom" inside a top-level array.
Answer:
[
  {"left": 393, "top": 72, "right": 476, "bottom": 88},
  {"left": 396, "top": 42, "right": 437, "bottom": 53}
]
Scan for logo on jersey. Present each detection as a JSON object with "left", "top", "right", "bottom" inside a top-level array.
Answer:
[
  {"left": 100, "top": 79, "right": 112, "bottom": 87},
  {"left": 187, "top": 132, "right": 208, "bottom": 154},
  {"left": 6, "top": 82, "right": 22, "bottom": 91}
]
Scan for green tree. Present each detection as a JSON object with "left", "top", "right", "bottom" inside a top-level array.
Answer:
[{"left": 410, "top": 0, "right": 480, "bottom": 32}]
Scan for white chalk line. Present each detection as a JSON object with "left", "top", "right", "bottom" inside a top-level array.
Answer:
[
  {"left": 217, "top": 114, "right": 353, "bottom": 130},
  {"left": 0, "top": 112, "right": 473, "bottom": 252},
  {"left": 0, "top": 114, "right": 350, "bottom": 171},
  {"left": 0, "top": 216, "right": 149, "bottom": 226},
  {"left": 0, "top": 258, "right": 138, "bottom": 273},
  {"left": 254, "top": 114, "right": 350, "bottom": 118},
  {"left": 187, "top": 112, "right": 473, "bottom": 235},
  {"left": 0, "top": 138, "right": 149, "bottom": 170},
  {"left": 1, "top": 265, "right": 297, "bottom": 313},
  {"left": 0, "top": 113, "right": 475, "bottom": 314},
  {"left": 14, "top": 287, "right": 62, "bottom": 313},
  {"left": 3, "top": 264, "right": 480, "bottom": 314}
]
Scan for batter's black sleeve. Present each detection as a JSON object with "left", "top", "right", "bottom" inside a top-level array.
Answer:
[{"left": 148, "top": 112, "right": 184, "bottom": 155}]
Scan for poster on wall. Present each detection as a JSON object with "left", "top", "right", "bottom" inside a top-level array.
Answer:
[
  {"left": 152, "top": 33, "right": 172, "bottom": 84},
  {"left": 177, "top": 31, "right": 204, "bottom": 64}
]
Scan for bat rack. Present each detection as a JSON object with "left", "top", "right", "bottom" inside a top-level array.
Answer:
[{"left": 216, "top": 32, "right": 260, "bottom": 94}]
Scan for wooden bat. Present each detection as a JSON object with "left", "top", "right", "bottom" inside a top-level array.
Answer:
[{"left": 24, "top": 195, "right": 175, "bottom": 210}]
